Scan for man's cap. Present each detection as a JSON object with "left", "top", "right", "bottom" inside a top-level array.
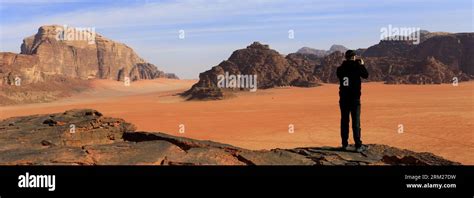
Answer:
[{"left": 345, "top": 50, "right": 356, "bottom": 59}]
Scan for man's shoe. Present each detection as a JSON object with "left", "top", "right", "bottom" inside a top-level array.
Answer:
[
  {"left": 340, "top": 145, "right": 348, "bottom": 151},
  {"left": 355, "top": 145, "right": 368, "bottom": 152}
]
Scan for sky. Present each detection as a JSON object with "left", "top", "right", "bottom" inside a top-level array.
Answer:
[{"left": 0, "top": 0, "right": 472, "bottom": 79}]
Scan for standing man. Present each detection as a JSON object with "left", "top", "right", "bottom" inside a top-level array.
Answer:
[{"left": 336, "top": 50, "right": 369, "bottom": 152}]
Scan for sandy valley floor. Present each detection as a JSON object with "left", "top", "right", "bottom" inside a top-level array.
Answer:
[{"left": 1, "top": 79, "right": 473, "bottom": 164}]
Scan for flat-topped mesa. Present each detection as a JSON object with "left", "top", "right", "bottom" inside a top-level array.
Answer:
[{"left": 1, "top": 25, "right": 177, "bottom": 85}]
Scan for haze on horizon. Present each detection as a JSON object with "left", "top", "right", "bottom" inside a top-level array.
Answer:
[{"left": 0, "top": 0, "right": 472, "bottom": 79}]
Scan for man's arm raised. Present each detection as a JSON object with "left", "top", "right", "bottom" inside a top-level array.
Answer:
[{"left": 359, "top": 61, "right": 369, "bottom": 79}]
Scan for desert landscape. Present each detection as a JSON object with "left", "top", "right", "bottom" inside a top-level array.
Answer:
[
  {"left": 3, "top": 2, "right": 474, "bottom": 197},
  {"left": 1, "top": 78, "right": 472, "bottom": 164},
  {"left": 0, "top": 25, "right": 472, "bottom": 165}
]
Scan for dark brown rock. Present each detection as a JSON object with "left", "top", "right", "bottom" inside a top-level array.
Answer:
[
  {"left": 410, "top": 33, "right": 474, "bottom": 75},
  {"left": 290, "top": 144, "right": 459, "bottom": 165},
  {"left": 0, "top": 109, "right": 135, "bottom": 151},
  {"left": 185, "top": 32, "right": 473, "bottom": 100},
  {"left": 0, "top": 109, "right": 461, "bottom": 165},
  {"left": 363, "top": 40, "right": 415, "bottom": 58},
  {"left": 182, "top": 42, "right": 321, "bottom": 100}
]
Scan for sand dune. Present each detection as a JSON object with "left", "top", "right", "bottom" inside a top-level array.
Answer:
[{"left": 0, "top": 79, "right": 472, "bottom": 164}]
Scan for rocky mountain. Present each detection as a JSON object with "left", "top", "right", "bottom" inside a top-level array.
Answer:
[
  {"left": 362, "top": 40, "right": 414, "bottom": 57},
  {"left": 296, "top": 47, "right": 327, "bottom": 57},
  {"left": 328, "top": 44, "right": 349, "bottom": 53},
  {"left": 360, "top": 32, "right": 473, "bottom": 83},
  {"left": 183, "top": 42, "right": 320, "bottom": 100},
  {"left": 0, "top": 25, "right": 177, "bottom": 86},
  {"left": 410, "top": 33, "right": 474, "bottom": 75},
  {"left": 0, "top": 109, "right": 460, "bottom": 165},
  {"left": 185, "top": 31, "right": 473, "bottom": 99},
  {"left": 296, "top": 44, "right": 348, "bottom": 57},
  {"left": 306, "top": 31, "right": 473, "bottom": 83}
]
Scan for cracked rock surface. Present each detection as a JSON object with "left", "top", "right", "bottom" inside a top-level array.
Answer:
[{"left": 0, "top": 109, "right": 460, "bottom": 165}]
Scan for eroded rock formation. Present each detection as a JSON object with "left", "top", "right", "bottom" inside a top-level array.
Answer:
[
  {"left": 183, "top": 42, "right": 321, "bottom": 100},
  {"left": 0, "top": 25, "right": 177, "bottom": 86},
  {"left": 185, "top": 31, "right": 473, "bottom": 100}
]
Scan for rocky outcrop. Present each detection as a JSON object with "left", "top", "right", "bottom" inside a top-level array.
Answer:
[
  {"left": 410, "top": 33, "right": 474, "bottom": 75},
  {"left": 0, "top": 75, "right": 91, "bottom": 105},
  {"left": 363, "top": 40, "right": 415, "bottom": 57},
  {"left": 0, "top": 52, "right": 40, "bottom": 86},
  {"left": 362, "top": 30, "right": 451, "bottom": 58},
  {"left": 183, "top": 42, "right": 320, "bottom": 100},
  {"left": 310, "top": 31, "right": 474, "bottom": 84},
  {"left": 185, "top": 34, "right": 473, "bottom": 100},
  {"left": 290, "top": 144, "right": 458, "bottom": 165},
  {"left": 362, "top": 32, "right": 473, "bottom": 84},
  {"left": 0, "top": 109, "right": 460, "bottom": 165},
  {"left": 0, "top": 25, "right": 177, "bottom": 86},
  {"left": 383, "top": 56, "right": 470, "bottom": 84},
  {"left": 0, "top": 25, "right": 178, "bottom": 105}
]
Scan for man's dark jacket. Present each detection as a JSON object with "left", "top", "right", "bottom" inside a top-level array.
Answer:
[{"left": 336, "top": 60, "right": 369, "bottom": 100}]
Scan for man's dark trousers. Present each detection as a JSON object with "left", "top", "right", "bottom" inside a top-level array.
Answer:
[{"left": 339, "top": 98, "right": 362, "bottom": 148}]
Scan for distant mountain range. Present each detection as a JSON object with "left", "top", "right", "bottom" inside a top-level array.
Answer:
[
  {"left": 1, "top": 26, "right": 472, "bottom": 102},
  {"left": 184, "top": 30, "right": 473, "bottom": 100},
  {"left": 296, "top": 44, "right": 348, "bottom": 57}
]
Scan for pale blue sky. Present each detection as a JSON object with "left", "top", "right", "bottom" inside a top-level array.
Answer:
[{"left": 0, "top": 0, "right": 472, "bottom": 79}]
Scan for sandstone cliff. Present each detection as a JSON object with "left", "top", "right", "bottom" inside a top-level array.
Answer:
[{"left": 1, "top": 25, "right": 177, "bottom": 86}]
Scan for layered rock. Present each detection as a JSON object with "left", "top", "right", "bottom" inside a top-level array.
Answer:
[
  {"left": 0, "top": 75, "right": 91, "bottom": 105},
  {"left": 0, "top": 109, "right": 460, "bottom": 165},
  {"left": 362, "top": 30, "right": 451, "bottom": 58},
  {"left": 363, "top": 40, "right": 415, "bottom": 57},
  {"left": 362, "top": 33, "right": 473, "bottom": 84},
  {"left": 0, "top": 25, "right": 177, "bottom": 86},
  {"left": 384, "top": 56, "right": 470, "bottom": 84},
  {"left": 409, "top": 33, "right": 474, "bottom": 75}
]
